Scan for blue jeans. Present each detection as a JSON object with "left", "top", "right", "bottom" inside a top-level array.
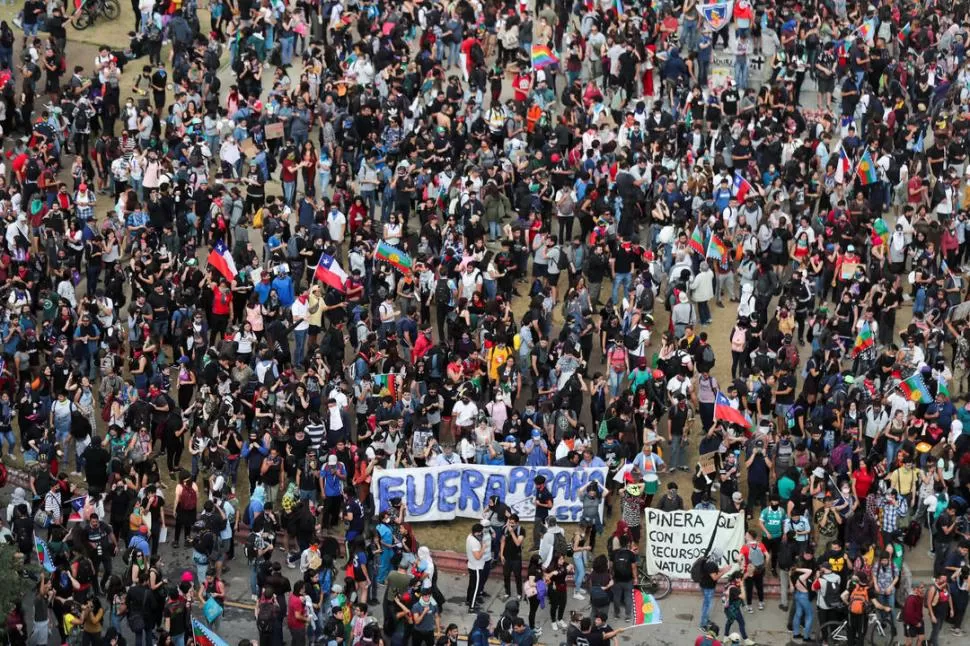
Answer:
[
  {"left": 611, "top": 272, "right": 632, "bottom": 304},
  {"left": 724, "top": 609, "right": 748, "bottom": 639},
  {"left": 483, "top": 279, "right": 497, "bottom": 300},
  {"left": 792, "top": 590, "right": 814, "bottom": 639},
  {"left": 699, "top": 587, "right": 716, "bottom": 628},
  {"left": 667, "top": 435, "right": 686, "bottom": 470},
  {"left": 292, "top": 328, "right": 307, "bottom": 369},
  {"left": 0, "top": 429, "right": 15, "bottom": 456},
  {"left": 193, "top": 550, "right": 209, "bottom": 584},
  {"left": 171, "top": 634, "right": 185, "bottom": 646},
  {"left": 574, "top": 554, "right": 586, "bottom": 590},
  {"left": 488, "top": 220, "right": 501, "bottom": 240},
  {"left": 886, "top": 439, "right": 900, "bottom": 467},
  {"left": 318, "top": 171, "right": 331, "bottom": 196},
  {"left": 250, "top": 564, "right": 260, "bottom": 595},
  {"left": 283, "top": 180, "right": 296, "bottom": 206},
  {"left": 0, "top": 46, "right": 11, "bottom": 70},
  {"left": 361, "top": 190, "right": 377, "bottom": 219},
  {"left": 279, "top": 35, "right": 294, "bottom": 66}
]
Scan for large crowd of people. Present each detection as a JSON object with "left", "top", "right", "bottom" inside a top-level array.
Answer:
[{"left": 0, "top": 0, "right": 969, "bottom": 643}]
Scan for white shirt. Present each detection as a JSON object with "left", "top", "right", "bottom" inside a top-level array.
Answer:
[
  {"left": 327, "top": 210, "right": 346, "bottom": 243},
  {"left": 452, "top": 400, "right": 478, "bottom": 427},
  {"left": 466, "top": 535, "right": 486, "bottom": 570},
  {"left": 290, "top": 299, "right": 310, "bottom": 331}
]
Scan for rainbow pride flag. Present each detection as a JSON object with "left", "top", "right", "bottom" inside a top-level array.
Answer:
[{"left": 531, "top": 44, "right": 559, "bottom": 69}]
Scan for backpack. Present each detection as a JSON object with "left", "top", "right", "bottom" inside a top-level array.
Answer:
[
  {"left": 613, "top": 550, "right": 633, "bottom": 580},
  {"left": 823, "top": 577, "right": 844, "bottom": 609},
  {"left": 849, "top": 585, "right": 869, "bottom": 614},
  {"left": 747, "top": 545, "right": 765, "bottom": 571},
  {"left": 553, "top": 531, "right": 569, "bottom": 558},
  {"left": 493, "top": 615, "right": 514, "bottom": 643},
  {"left": 256, "top": 599, "right": 278, "bottom": 634},
  {"left": 701, "top": 345, "right": 715, "bottom": 366},
  {"left": 244, "top": 532, "right": 259, "bottom": 562},
  {"left": 189, "top": 145, "right": 204, "bottom": 167},
  {"left": 435, "top": 277, "right": 451, "bottom": 303},
  {"left": 690, "top": 556, "right": 707, "bottom": 584},
  {"left": 904, "top": 519, "right": 922, "bottom": 548},
  {"left": 177, "top": 485, "right": 197, "bottom": 511},
  {"left": 74, "top": 109, "right": 89, "bottom": 132},
  {"left": 770, "top": 236, "right": 784, "bottom": 254}
]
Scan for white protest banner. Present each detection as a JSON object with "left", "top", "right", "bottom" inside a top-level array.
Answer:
[
  {"left": 373, "top": 465, "right": 608, "bottom": 523},
  {"left": 643, "top": 508, "right": 745, "bottom": 578}
]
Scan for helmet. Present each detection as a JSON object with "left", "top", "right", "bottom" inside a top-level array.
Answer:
[
  {"left": 652, "top": 369, "right": 665, "bottom": 380},
  {"left": 704, "top": 623, "right": 720, "bottom": 637}
]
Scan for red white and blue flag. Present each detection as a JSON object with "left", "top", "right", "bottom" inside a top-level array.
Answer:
[
  {"left": 834, "top": 146, "right": 851, "bottom": 184},
  {"left": 714, "top": 391, "right": 751, "bottom": 428},
  {"left": 314, "top": 253, "right": 349, "bottom": 292},
  {"left": 206, "top": 241, "right": 238, "bottom": 283},
  {"left": 733, "top": 172, "right": 752, "bottom": 202},
  {"left": 68, "top": 496, "right": 86, "bottom": 523}
]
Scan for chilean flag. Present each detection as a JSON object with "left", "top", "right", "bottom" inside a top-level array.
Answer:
[
  {"left": 314, "top": 253, "right": 349, "bottom": 292},
  {"left": 733, "top": 172, "right": 752, "bottom": 202},
  {"left": 206, "top": 241, "right": 238, "bottom": 283},
  {"left": 833, "top": 146, "right": 851, "bottom": 184},
  {"left": 714, "top": 391, "right": 751, "bottom": 428}
]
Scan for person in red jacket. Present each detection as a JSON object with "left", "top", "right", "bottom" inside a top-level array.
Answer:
[{"left": 902, "top": 583, "right": 926, "bottom": 646}]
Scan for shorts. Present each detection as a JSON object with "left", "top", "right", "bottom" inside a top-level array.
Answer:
[
  {"left": 308, "top": 324, "right": 321, "bottom": 336},
  {"left": 775, "top": 403, "right": 792, "bottom": 419},
  {"left": 817, "top": 77, "right": 835, "bottom": 94},
  {"left": 904, "top": 622, "right": 924, "bottom": 637}
]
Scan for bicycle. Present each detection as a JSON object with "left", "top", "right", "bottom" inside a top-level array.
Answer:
[
  {"left": 818, "top": 608, "right": 897, "bottom": 646},
  {"left": 635, "top": 554, "right": 672, "bottom": 600},
  {"left": 71, "top": 0, "right": 121, "bottom": 30}
]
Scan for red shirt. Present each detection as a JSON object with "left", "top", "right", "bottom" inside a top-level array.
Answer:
[
  {"left": 211, "top": 288, "right": 232, "bottom": 316},
  {"left": 286, "top": 593, "right": 306, "bottom": 630},
  {"left": 853, "top": 466, "right": 875, "bottom": 499},
  {"left": 280, "top": 159, "right": 298, "bottom": 183}
]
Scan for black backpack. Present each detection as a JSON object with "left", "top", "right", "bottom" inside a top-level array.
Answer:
[
  {"left": 0, "top": 25, "right": 13, "bottom": 48},
  {"left": 690, "top": 556, "right": 707, "bottom": 584},
  {"left": 493, "top": 615, "right": 513, "bottom": 642},
  {"left": 190, "top": 144, "right": 205, "bottom": 167},
  {"left": 244, "top": 532, "right": 259, "bottom": 562},
  {"left": 435, "top": 277, "right": 452, "bottom": 303},
  {"left": 256, "top": 598, "right": 278, "bottom": 634},
  {"left": 613, "top": 550, "right": 633, "bottom": 580},
  {"left": 74, "top": 109, "right": 89, "bottom": 132}
]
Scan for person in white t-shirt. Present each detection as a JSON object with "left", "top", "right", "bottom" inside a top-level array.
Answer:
[{"left": 465, "top": 524, "right": 487, "bottom": 610}]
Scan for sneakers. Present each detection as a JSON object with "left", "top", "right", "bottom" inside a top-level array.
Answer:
[
  {"left": 744, "top": 640, "right": 755, "bottom": 646},
  {"left": 573, "top": 591, "right": 586, "bottom": 600},
  {"left": 554, "top": 620, "right": 565, "bottom": 630},
  {"left": 746, "top": 605, "right": 753, "bottom": 613},
  {"left": 534, "top": 627, "right": 543, "bottom": 637},
  {"left": 759, "top": 602, "right": 764, "bottom": 611},
  {"left": 499, "top": 593, "right": 510, "bottom": 601}
]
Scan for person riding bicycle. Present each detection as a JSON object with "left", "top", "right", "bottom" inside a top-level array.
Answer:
[
  {"left": 841, "top": 573, "right": 893, "bottom": 645},
  {"left": 694, "top": 622, "right": 723, "bottom": 646}
]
